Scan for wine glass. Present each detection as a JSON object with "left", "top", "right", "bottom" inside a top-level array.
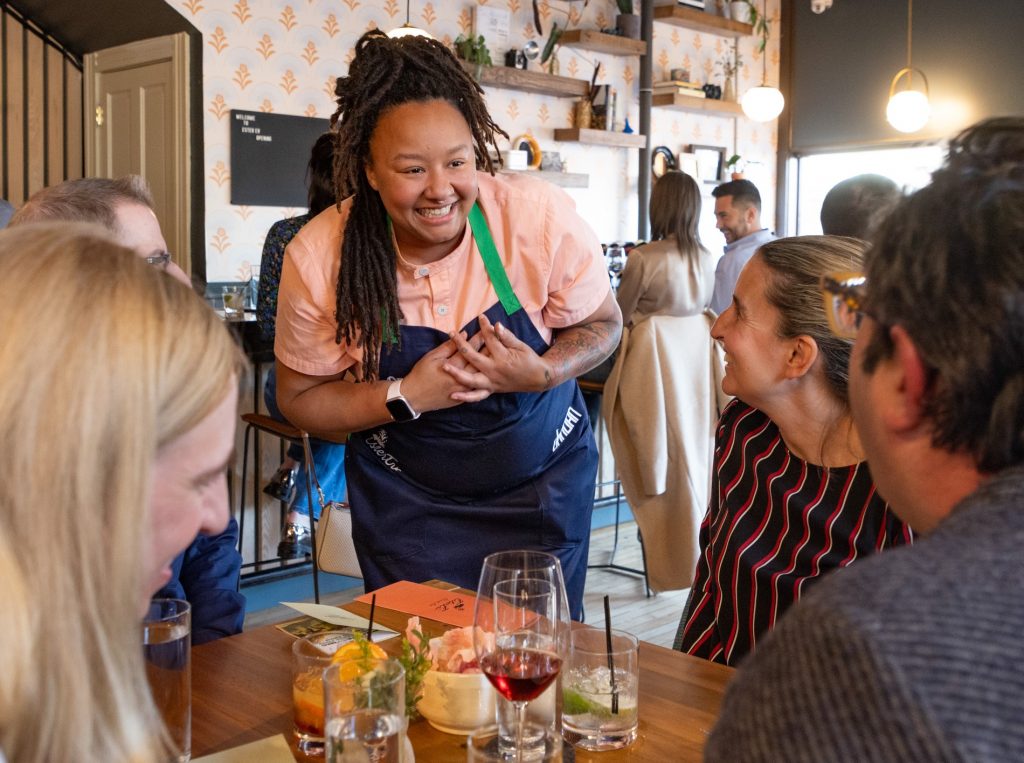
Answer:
[{"left": 473, "top": 551, "right": 571, "bottom": 761}]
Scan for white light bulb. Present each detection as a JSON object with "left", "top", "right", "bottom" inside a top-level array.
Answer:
[
  {"left": 387, "top": 25, "right": 433, "bottom": 39},
  {"left": 886, "top": 89, "right": 930, "bottom": 133},
  {"left": 741, "top": 86, "right": 785, "bottom": 122}
]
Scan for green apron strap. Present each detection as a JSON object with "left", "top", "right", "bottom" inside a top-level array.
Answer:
[{"left": 469, "top": 202, "right": 523, "bottom": 315}]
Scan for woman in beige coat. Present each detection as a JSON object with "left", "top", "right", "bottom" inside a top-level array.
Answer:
[
  {"left": 602, "top": 171, "right": 726, "bottom": 592},
  {"left": 616, "top": 170, "right": 714, "bottom": 325}
]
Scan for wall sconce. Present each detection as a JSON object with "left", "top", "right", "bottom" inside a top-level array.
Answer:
[{"left": 885, "top": 0, "right": 930, "bottom": 133}]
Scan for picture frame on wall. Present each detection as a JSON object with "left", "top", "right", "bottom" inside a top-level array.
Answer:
[{"left": 689, "top": 144, "right": 727, "bottom": 184}]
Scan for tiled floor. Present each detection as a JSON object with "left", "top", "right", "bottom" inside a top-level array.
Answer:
[{"left": 243, "top": 521, "right": 690, "bottom": 649}]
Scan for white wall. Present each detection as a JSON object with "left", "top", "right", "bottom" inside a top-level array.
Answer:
[{"left": 163, "top": 0, "right": 780, "bottom": 280}]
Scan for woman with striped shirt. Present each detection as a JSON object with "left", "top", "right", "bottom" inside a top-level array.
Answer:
[{"left": 675, "top": 236, "right": 912, "bottom": 667}]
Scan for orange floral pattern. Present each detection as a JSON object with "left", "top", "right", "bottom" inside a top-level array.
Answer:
[{"left": 173, "top": 0, "right": 780, "bottom": 280}]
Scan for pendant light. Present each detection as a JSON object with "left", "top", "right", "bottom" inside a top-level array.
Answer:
[
  {"left": 741, "top": 0, "right": 784, "bottom": 122},
  {"left": 885, "top": 0, "right": 930, "bottom": 133},
  {"left": 387, "top": 0, "right": 432, "bottom": 39}
]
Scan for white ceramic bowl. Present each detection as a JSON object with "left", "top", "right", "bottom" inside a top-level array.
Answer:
[{"left": 416, "top": 670, "right": 496, "bottom": 735}]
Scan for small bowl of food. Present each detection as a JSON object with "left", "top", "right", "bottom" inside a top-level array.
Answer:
[
  {"left": 409, "top": 619, "right": 497, "bottom": 735},
  {"left": 417, "top": 668, "right": 496, "bottom": 735}
]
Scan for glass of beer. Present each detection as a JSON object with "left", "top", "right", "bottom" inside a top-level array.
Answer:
[{"left": 143, "top": 598, "right": 191, "bottom": 762}]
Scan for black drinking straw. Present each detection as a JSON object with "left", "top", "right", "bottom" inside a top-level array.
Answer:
[
  {"left": 366, "top": 594, "right": 377, "bottom": 641},
  {"left": 603, "top": 595, "right": 619, "bottom": 714}
]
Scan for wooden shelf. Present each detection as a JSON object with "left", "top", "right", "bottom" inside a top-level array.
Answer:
[
  {"left": 652, "top": 93, "right": 744, "bottom": 117},
  {"left": 653, "top": 6, "right": 753, "bottom": 38},
  {"left": 558, "top": 30, "right": 647, "bottom": 56},
  {"left": 553, "top": 128, "right": 647, "bottom": 148},
  {"left": 499, "top": 169, "right": 589, "bottom": 189},
  {"left": 463, "top": 61, "right": 588, "bottom": 98}
]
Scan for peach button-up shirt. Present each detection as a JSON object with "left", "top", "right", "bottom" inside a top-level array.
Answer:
[{"left": 275, "top": 172, "right": 609, "bottom": 379}]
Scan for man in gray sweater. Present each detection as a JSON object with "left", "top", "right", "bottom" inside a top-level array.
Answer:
[{"left": 706, "top": 117, "right": 1024, "bottom": 762}]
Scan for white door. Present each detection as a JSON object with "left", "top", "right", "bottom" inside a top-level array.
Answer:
[{"left": 84, "top": 33, "right": 191, "bottom": 277}]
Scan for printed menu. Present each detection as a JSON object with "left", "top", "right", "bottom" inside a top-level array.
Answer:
[{"left": 356, "top": 581, "right": 476, "bottom": 628}]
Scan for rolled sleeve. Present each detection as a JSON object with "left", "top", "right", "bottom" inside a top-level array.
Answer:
[
  {"left": 274, "top": 220, "right": 359, "bottom": 377},
  {"left": 541, "top": 190, "right": 610, "bottom": 328}
]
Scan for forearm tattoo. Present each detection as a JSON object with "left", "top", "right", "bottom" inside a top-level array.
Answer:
[{"left": 544, "top": 319, "right": 621, "bottom": 388}]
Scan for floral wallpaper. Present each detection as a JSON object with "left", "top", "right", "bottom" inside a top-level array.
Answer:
[{"left": 164, "top": 0, "right": 780, "bottom": 281}]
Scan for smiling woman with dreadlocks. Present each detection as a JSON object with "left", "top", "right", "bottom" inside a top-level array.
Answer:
[{"left": 274, "top": 30, "right": 620, "bottom": 617}]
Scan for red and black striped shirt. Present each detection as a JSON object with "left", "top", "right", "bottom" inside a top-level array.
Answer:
[{"left": 676, "top": 400, "right": 913, "bottom": 667}]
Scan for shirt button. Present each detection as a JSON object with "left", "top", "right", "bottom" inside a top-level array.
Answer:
[
  {"left": 437, "top": 304, "right": 449, "bottom": 316},
  {"left": 417, "top": 267, "right": 429, "bottom": 277}
]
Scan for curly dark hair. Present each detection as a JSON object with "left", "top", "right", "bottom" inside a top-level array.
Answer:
[
  {"left": 330, "top": 30, "right": 509, "bottom": 381},
  {"left": 861, "top": 117, "right": 1024, "bottom": 472}
]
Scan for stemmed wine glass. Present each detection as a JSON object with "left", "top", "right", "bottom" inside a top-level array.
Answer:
[{"left": 473, "top": 550, "right": 571, "bottom": 761}]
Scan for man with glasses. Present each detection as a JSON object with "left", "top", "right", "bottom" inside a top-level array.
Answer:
[
  {"left": 10, "top": 175, "right": 190, "bottom": 286},
  {"left": 9, "top": 175, "right": 245, "bottom": 645},
  {"left": 705, "top": 117, "right": 1024, "bottom": 760}
]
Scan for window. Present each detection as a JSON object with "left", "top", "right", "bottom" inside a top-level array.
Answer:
[{"left": 793, "top": 145, "right": 945, "bottom": 236}]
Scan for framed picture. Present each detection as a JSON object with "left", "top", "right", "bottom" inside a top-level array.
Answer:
[{"left": 689, "top": 144, "right": 727, "bottom": 184}]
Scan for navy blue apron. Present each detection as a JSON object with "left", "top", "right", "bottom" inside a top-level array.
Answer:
[{"left": 345, "top": 203, "right": 597, "bottom": 618}]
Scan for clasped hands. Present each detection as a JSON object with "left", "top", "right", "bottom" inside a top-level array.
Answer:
[{"left": 406, "top": 314, "right": 550, "bottom": 411}]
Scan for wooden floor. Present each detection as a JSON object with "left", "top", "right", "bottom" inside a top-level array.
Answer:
[{"left": 244, "top": 521, "right": 689, "bottom": 649}]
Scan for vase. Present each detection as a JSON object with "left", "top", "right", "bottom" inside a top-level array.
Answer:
[
  {"left": 730, "top": 1, "right": 751, "bottom": 24},
  {"left": 616, "top": 13, "right": 641, "bottom": 40},
  {"left": 724, "top": 77, "right": 735, "bottom": 102},
  {"left": 718, "top": 1, "right": 731, "bottom": 19},
  {"left": 573, "top": 99, "right": 593, "bottom": 130}
]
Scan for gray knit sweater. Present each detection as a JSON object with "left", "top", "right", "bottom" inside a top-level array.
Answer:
[{"left": 705, "top": 465, "right": 1024, "bottom": 762}]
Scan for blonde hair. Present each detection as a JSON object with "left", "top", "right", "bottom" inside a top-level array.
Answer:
[{"left": 0, "top": 223, "right": 245, "bottom": 762}]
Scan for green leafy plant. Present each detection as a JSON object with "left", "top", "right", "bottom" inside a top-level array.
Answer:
[
  {"left": 541, "top": 22, "right": 564, "bottom": 65},
  {"left": 398, "top": 628, "right": 432, "bottom": 720},
  {"left": 616, "top": 0, "right": 634, "bottom": 14},
  {"left": 734, "top": 1, "right": 770, "bottom": 52},
  {"left": 453, "top": 34, "right": 492, "bottom": 66}
]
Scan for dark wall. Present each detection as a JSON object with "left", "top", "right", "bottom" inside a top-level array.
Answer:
[
  {"left": 7, "top": 0, "right": 206, "bottom": 284},
  {"left": 790, "top": 0, "right": 1024, "bottom": 152}
]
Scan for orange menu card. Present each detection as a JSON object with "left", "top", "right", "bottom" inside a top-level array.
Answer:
[{"left": 356, "top": 581, "right": 476, "bottom": 628}]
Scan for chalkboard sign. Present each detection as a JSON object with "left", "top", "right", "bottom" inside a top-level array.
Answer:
[{"left": 230, "top": 110, "right": 330, "bottom": 207}]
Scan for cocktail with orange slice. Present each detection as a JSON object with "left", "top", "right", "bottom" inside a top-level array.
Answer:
[{"left": 291, "top": 631, "right": 387, "bottom": 755}]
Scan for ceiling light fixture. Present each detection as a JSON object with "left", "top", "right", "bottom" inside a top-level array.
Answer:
[
  {"left": 740, "top": 0, "right": 784, "bottom": 122},
  {"left": 387, "top": 0, "right": 432, "bottom": 39},
  {"left": 885, "top": 0, "right": 930, "bottom": 133}
]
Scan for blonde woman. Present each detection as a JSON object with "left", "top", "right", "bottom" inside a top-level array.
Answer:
[{"left": 0, "top": 223, "right": 244, "bottom": 762}]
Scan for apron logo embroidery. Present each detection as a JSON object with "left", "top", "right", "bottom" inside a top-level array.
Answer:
[
  {"left": 551, "top": 405, "right": 582, "bottom": 453},
  {"left": 366, "top": 429, "right": 402, "bottom": 472}
]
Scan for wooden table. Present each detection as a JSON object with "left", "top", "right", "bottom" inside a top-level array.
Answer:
[{"left": 193, "top": 593, "right": 734, "bottom": 761}]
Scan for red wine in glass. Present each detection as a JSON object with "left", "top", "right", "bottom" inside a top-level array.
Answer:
[{"left": 481, "top": 647, "right": 562, "bottom": 703}]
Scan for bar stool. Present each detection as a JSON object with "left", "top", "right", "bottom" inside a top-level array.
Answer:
[
  {"left": 578, "top": 378, "right": 651, "bottom": 597},
  {"left": 237, "top": 413, "right": 320, "bottom": 603}
]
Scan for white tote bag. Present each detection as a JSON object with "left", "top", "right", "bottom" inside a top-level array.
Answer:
[{"left": 301, "top": 434, "right": 362, "bottom": 578}]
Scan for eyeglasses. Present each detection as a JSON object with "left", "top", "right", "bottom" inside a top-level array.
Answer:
[
  {"left": 145, "top": 251, "right": 172, "bottom": 269},
  {"left": 820, "top": 271, "right": 868, "bottom": 339}
]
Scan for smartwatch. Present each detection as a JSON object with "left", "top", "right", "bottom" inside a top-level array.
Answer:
[{"left": 385, "top": 378, "right": 420, "bottom": 422}]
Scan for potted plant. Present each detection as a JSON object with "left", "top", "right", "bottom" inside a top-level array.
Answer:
[
  {"left": 730, "top": 1, "right": 770, "bottom": 53},
  {"left": 454, "top": 34, "right": 492, "bottom": 80},
  {"left": 725, "top": 154, "right": 746, "bottom": 179},
  {"left": 616, "top": 0, "right": 641, "bottom": 40}
]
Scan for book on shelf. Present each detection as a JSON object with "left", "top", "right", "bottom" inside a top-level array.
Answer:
[
  {"left": 653, "top": 84, "right": 707, "bottom": 99},
  {"left": 655, "top": 78, "right": 704, "bottom": 90}
]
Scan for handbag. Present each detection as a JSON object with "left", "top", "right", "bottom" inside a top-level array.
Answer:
[{"left": 301, "top": 433, "right": 362, "bottom": 578}]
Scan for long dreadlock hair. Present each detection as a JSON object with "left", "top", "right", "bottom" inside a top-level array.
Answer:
[{"left": 331, "top": 29, "right": 509, "bottom": 381}]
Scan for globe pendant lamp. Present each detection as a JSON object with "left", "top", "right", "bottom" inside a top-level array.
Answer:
[
  {"left": 886, "top": 0, "right": 930, "bottom": 133},
  {"left": 387, "top": 0, "right": 432, "bottom": 38},
  {"left": 740, "top": 0, "right": 784, "bottom": 122}
]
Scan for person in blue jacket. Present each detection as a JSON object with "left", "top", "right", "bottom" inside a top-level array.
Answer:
[{"left": 11, "top": 176, "right": 246, "bottom": 642}]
